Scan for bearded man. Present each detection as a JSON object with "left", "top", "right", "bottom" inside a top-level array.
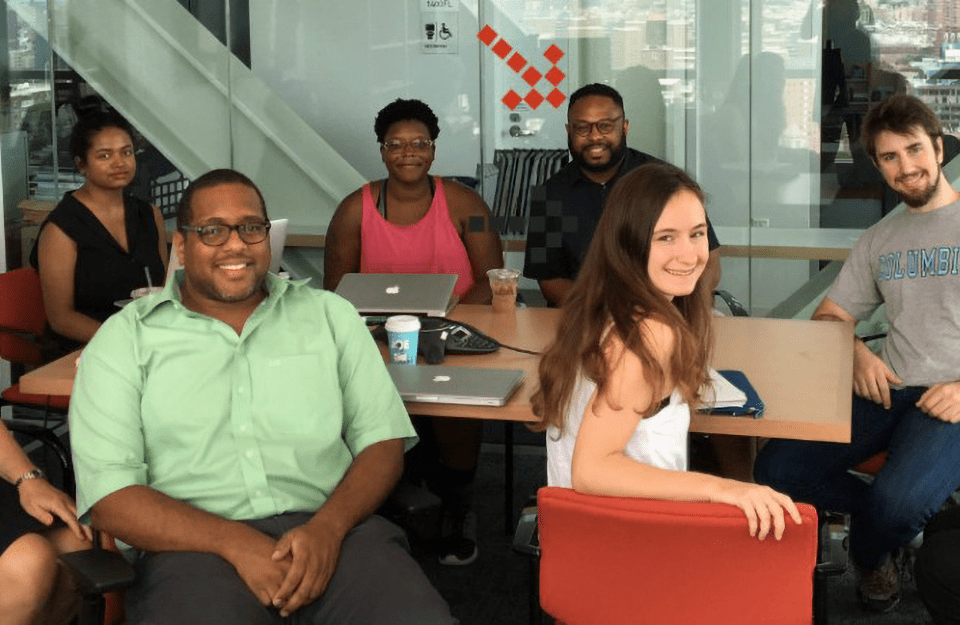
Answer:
[
  {"left": 755, "top": 95, "right": 960, "bottom": 615},
  {"left": 522, "top": 83, "right": 720, "bottom": 306}
]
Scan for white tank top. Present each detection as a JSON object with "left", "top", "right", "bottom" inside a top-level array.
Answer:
[{"left": 546, "top": 375, "right": 690, "bottom": 488}]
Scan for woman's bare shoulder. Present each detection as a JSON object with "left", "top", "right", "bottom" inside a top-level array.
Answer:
[
  {"left": 639, "top": 315, "right": 676, "bottom": 363},
  {"left": 598, "top": 325, "right": 657, "bottom": 414},
  {"left": 331, "top": 185, "right": 370, "bottom": 226},
  {"left": 441, "top": 178, "right": 490, "bottom": 218},
  {"left": 37, "top": 219, "right": 73, "bottom": 249}
]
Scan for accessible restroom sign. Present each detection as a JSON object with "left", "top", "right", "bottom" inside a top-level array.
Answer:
[{"left": 421, "top": 0, "right": 458, "bottom": 54}]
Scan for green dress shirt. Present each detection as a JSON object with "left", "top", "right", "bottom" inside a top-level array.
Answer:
[{"left": 71, "top": 271, "right": 416, "bottom": 524}]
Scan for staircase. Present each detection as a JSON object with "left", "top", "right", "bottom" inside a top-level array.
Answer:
[{"left": 9, "top": 0, "right": 364, "bottom": 229}]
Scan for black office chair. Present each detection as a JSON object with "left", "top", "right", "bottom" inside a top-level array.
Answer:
[
  {"left": 714, "top": 289, "right": 749, "bottom": 317},
  {"left": 379, "top": 478, "right": 442, "bottom": 550},
  {"left": 60, "top": 535, "right": 135, "bottom": 625}
]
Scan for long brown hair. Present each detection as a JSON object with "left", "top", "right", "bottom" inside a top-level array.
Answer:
[{"left": 531, "top": 163, "right": 713, "bottom": 433}]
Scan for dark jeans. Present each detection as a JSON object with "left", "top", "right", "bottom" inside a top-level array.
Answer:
[
  {"left": 125, "top": 513, "right": 456, "bottom": 625},
  {"left": 755, "top": 388, "right": 960, "bottom": 569},
  {"left": 917, "top": 507, "right": 960, "bottom": 624}
]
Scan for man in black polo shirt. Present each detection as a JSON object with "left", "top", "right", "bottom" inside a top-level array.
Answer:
[{"left": 523, "top": 83, "right": 720, "bottom": 306}]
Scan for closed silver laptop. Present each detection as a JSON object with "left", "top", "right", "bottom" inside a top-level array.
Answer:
[
  {"left": 335, "top": 273, "right": 458, "bottom": 317},
  {"left": 387, "top": 365, "right": 524, "bottom": 407}
]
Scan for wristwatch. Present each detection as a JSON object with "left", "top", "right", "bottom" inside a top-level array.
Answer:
[{"left": 13, "top": 468, "right": 45, "bottom": 488}]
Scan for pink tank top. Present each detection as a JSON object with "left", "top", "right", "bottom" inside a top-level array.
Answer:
[{"left": 359, "top": 177, "right": 475, "bottom": 297}]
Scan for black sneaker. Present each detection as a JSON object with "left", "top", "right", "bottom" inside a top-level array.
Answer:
[
  {"left": 857, "top": 556, "right": 900, "bottom": 613},
  {"left": 437, "top": 511, "right": 478, "bottom": 566}
]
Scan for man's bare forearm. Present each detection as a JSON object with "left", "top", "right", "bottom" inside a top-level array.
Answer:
[
  {"left": 91, "top": 485, "right": 264, "bottom": 560},
  {"left": 93, "top": 439, "right": 403, "bottom": 557},
  {"left": 539, "top": 278, "right": 573, "bottom": 308}
]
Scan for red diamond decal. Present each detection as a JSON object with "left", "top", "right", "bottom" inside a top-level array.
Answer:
[
  {"left": 502, "top": 90, "right": 522, "bottom": 110},
  {"left": 522, "top": 66, "right": 542, "bottom": 87},
  {"left": 492, "top": 39, "right": 512, "bottom": 59},
  {"left": 545, "top": 66, "right": 565, "bottom": 87},
  {"left": 544, "top": 44, "right": 564, "bottom": 64},
  {"left": 524, "top": 89, "right": 544, "bottom": 109},
  {"left": 507, "top": 52, "right": 527, "bottom": 73},
  {"left": 546, "top": 88, "right": 567, "bottom": 108},
  {"left": 477, "top": 25, "right": 497, "bottom": 46}
]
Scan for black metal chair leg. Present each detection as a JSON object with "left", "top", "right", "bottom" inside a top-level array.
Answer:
[
  {"left": 528, "top": 555, "right": 541, "bottom": 625},
  {"left": 77, "top": 593, "right": 106, "bottom": 625},
  {"left": 814, "top": 569, "right": 829, "bottom": 625},
  {"left": 504, "top": 421, "right": 514, "bottom": 535}
]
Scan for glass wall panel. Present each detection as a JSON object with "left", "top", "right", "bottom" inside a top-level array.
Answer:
[
  {"left": 744, "top": 0, "right": 960, "bottom": 316},
  {"left": 3, "top": 1, "right": 80, "bottom": 271},
  {"left": 1, "top": 0, "right": 235, "bottom": 270},
  {"left": 2, "top": 0, "right": 959, "bottom": 312}
]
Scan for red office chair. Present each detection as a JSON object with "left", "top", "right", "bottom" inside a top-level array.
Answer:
[
  {"left": 852, "top": 451, "right": 888, "bottom": 476},
  {"left": 537, "top": 487, "right": 818, "bottom": 625},
  {"left": 0, "top": 269, "right": 127, "bottom": 623},
  {"left": 0, "top": 267, "right": 75, "bottom": 503},
  {"left": 0, "top": 267, "right": 70, "bottom": 414},
  {"left": 0, "top": 268, "right": 73, "bottom": 492}
]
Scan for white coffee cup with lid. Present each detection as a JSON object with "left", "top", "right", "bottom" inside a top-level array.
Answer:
[{"left": 385, "top": 315, "right": 420, "bottom": 365}]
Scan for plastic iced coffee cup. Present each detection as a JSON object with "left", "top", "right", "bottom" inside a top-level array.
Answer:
[
  {"left": 487, "top": 268, "right": 520, "bottom": 313},
  {"left": 385, "top": 315, "right": 420, "bottom": 365}
]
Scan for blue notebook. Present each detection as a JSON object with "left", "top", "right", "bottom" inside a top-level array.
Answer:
[{"left": 700, "top": 370, "right": 765, "bottom": 418}]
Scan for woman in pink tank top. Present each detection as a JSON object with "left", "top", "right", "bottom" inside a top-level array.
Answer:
[
  {"left": 324, "top": 99, "right": 504, "bottom": 566},
  {"left": 324, "top": 100, "right": 503, "bottom": 302}
]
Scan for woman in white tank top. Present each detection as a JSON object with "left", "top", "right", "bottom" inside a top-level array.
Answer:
[{"left": 533, "top": 163, "right": 802, "bottom": 541}]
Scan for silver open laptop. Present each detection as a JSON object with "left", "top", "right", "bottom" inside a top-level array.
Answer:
[
  {"left": 335, "top": 273, "right": 458, "bottom": 317},
  {"left": 387, "top": 365, "right": 524, "bottom": 407}
]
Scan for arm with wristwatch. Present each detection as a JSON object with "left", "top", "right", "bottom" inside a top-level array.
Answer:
[
  {"left": 1, "top": 420, "right": 89, "bottom": 539},
  {"left": 14, "top": 467, "right": 45, "bottom": 487},
  {"left": 1, "top": 420, "right": 91, "bottom": 625}
]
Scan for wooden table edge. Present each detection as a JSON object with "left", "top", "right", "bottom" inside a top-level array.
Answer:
[
  {"left": 690, "top": 414, "right": 850, "bottom": 443},
  {"left": 19, "top": 350, "right": 80, "bottom": 397}
]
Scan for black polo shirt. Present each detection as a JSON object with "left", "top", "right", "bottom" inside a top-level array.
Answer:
[{"left": 523, "top": 148, "right": 720, "bottom": 282}]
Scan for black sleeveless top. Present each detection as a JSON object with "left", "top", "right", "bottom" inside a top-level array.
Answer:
[{"left": 30, "top": 192, "right": 164, "bottom": 353}]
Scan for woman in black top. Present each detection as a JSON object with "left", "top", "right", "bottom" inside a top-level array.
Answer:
[{"left": 31, "top": 111, "right": 167, "bottom": 354}]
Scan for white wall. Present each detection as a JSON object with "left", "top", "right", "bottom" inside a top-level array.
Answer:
[{"left": 248, "top": 1, "right": 485, "bottom": 184}]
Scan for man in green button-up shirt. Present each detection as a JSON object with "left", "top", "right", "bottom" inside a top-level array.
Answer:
[{"left": 70, "top": 169, "right": 454, "bottom": 624}]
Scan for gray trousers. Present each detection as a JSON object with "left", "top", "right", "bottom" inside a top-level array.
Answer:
[{"left": 125, "top": 513, "right": 456, "bottom": 625}]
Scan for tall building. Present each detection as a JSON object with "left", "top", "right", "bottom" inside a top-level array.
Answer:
[{"left": 929, "top": 0, "right": 960, "bottom": 50}]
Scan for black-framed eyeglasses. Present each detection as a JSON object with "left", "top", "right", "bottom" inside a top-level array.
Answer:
[
  {"left": 179, "top": 221, "right": 271, "bottom": 246},
  {"left": 381, "top": 138, "right": 435, "bottom": 153},
  {"left": 569, "top": 116, "right": 623, "bottom": 137}
]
